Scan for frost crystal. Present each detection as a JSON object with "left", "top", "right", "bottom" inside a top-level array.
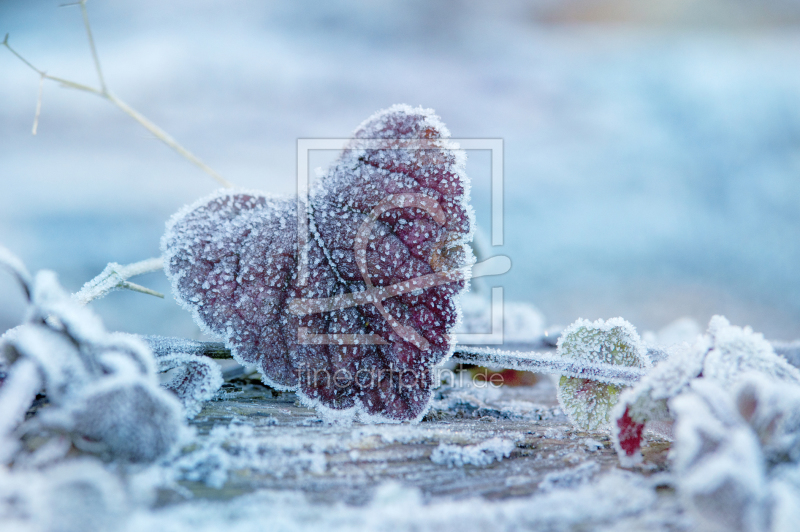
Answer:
[
  {"left": 162, "top": 105, "right": 474, "bottom": 422},
  {"left": 610, "top": 316, "right": 800, "bottom": 464},
  {"left": 430, "top": 437, "right": 515, "bottom": 467},
  {"left": 670, "top": 379, "right": 768, "bottom": 532},
  {"left": 155, "top": 352, "right": 223, "bottom": 418},
  {"left": 556, "top": 318, "right": 650, "bottom": 431},
  {"left": 0, "top": 247, "right": 187, "bottom": 465}
]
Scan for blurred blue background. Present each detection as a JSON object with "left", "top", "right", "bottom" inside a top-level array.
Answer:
[{"left": 2, "top": 0, "right": 800, "bottom": 340}]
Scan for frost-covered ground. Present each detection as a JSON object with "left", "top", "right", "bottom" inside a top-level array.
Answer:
[{"left": 2, "top": 1, "right": 800, "bottom": 340}]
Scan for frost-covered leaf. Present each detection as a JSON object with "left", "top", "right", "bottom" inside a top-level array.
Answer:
[
  {"left": 735, "top": 374, "right": 800, "bottom": 467},
  {"left": 556, "top": 318, "right": 650, "bottom": 431},
  {"left": 670, "top": 379, "right": 768, "bottom": 532},
  {"left": 0, "top": 249, "right": 186, "bottom": 465},
  {"left": 162, "top": 105, "right": 473, "bottom": 422},
  {"left": 156, "top": 352, "right": 223, "bottom": 418},
  {"left": 611, "top": 316, "right": 800, "bottom": 465}
]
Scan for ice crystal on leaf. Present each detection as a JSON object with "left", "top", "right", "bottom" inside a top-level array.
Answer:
[
  {"left": 610, "top": 316, "right": 800, "bottom": 465},
  {"left": 556, "top": 318, "right": 650, "bottom": 431},
  {"left": 162, "top": 105, "right": 474, "bottom": 422},
  {"left": 668, "top": 374, "right": 800, "bottom": 532}
]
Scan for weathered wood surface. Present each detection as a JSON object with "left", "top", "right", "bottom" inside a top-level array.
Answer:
[{"left": 173, "top": 373, "right": 670, "bottom": 506}]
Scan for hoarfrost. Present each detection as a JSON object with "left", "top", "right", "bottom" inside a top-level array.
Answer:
[
  {"left": 611, "top": 316, "right": 800, "bottom": 464},
  {"left": 538, "top": 460, "right": 600, "bottom": 492},
  {"left": 0, "top": 458, "right": 128, "bottom": 532},
  {"left": 556, "top": 317, "right": 650, "bottom": 431},
  {"left": 0, "top": 247, "right": 187, "bottom": 465},
  {"left": 667, "top": 374, "right": 800, "bottom": 532},
  {"left": 167, "top": 422, "right": 328, "bottom": 488},
  {"left": 430, "top": 437, "right": 515, "bottom": 467},
  {"left": 155, "top": 352, "right": 223, "bottom": 418},
  {"left": 123, "top": 470, "right": 660, "bottom": 532},
  {"left": 162, "top": 105, "right": 475, "bottom": 423}
]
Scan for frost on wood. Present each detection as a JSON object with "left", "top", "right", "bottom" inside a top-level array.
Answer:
[
  {"left": 610, "top": 315, "right": 800, "bottom": 465},
  {"left": 162, "top": 105, "right": 474, "bottom": 422},
  {"left": 0, "top": 247, "right": 188, "bottom": 465},
  {"left": 556, "top": 318, "right": 650, "bottom": 431},
  {"left": 430, "top": 437, "right": 515, "bottom": 467}
]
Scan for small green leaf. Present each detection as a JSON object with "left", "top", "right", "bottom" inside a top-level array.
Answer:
[{"left": 556, "top": 318, "right": 649, "bottom": 431}]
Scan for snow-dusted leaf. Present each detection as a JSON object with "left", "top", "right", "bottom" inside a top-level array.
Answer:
[
  {"left": 0, "top": 250, "right": 186, "bottom": 465},
  {"left": 735, "top": 374, "right": 800, "bottom": 467},
  {"left": 670, "top": 379, "right": 768, "bottom": 532},
  {"left": 556, "top": 318, "right": 650, "bottom": 431},
  {"left": 162, "top": 105, "right": 474, "bottom": 422},
  {"left": 156, "top": 352, "right": 223, "bottom": 418},
  {"left": 611, "top": 316, "right": 800, "bottom": 465}
]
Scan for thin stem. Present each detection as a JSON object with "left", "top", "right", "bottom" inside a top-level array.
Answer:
[
  {"left": 139, "top": 336, "right": 648, "bottom": 386},
  {"left": 451, "top": 347, "right": 646, "bottom": 386},
  {"left": 74, "top": 257, "right": 165, "bottom": 305},
  {"left": 2, "top": 28, "right": 234, "bottom": 188},
  {"left": 78, "top": 0, "right": 107, "bottom": 94},
  {"left": 107, "top": 93, "right": 234, "bottom": 187},
  {"left": 32, "top": 73, "right": 44, "bottom": 135}
]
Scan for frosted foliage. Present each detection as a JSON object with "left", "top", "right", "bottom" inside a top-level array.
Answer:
[
  {"left": 162, "top": 105, "right": 474, "bottom": 422},
  {"left": 670, "top": 380, "right": 768, "bottom": 532},
  {"left": 611, "top": 315, "right": 800, "bottom": 465},
  {"left": 429, "top": 437, "right": 515, "bottom": 467},
  {"left": 556, "top": 318, "right": 649, "bottom": 431},
  {"left": 704, "top": 316, "right": 800, "bottom": 385},
  {"left": 557, "top": 318, "right": 649, "bottom": 368},
  {"left": 557, "top": 378, "right": 621, "bottom": 431},
  {"left": 156, "top": 353, "right": 223, "bottom": 418},
  {"left": 0, "top": 249, "right": 186, "bottom": 465},
  {"left": 735, "top": 375, "right": 800, "bottom": 468}
]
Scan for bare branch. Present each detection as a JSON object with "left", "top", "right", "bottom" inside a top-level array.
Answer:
[
  {"left": 2, "top": 15, "right": 235, "bottom": 188},
  {"left": 74, "top": 257, "right": 165, "bottom": 305},
  {"left": 78, "top": 0, "right": 107, "bottom": 94},
  {"left": 32, "top": 73, "right": 45, "bottom": 135}
]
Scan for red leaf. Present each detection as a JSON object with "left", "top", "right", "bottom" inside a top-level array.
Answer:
[{"left": 162, "top": 105, "right": 473, "bottom": 421}]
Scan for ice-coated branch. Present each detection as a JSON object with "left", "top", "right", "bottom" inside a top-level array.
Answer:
[
  {"left": 1, "top": 5, "right": 234, "bottom": 188},
  {"left": 140, "top": 336, "right": 648, "bottom": 386},
  {"left": 451, "top": 347, "right": 647, "bottom": 386},
  {"left": 73, "top": 257, "right": 165, "bottom": 305}
]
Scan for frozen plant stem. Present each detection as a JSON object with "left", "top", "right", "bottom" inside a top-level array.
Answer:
[
  {"left": 74, "top": 257, "right": 165, "bottom": 305},
  {"left": 142, "top": 336, "right": 647, "bottom": 386},
  {"left": 1, "top": 2, "right": 234, "bottom": 188}
]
